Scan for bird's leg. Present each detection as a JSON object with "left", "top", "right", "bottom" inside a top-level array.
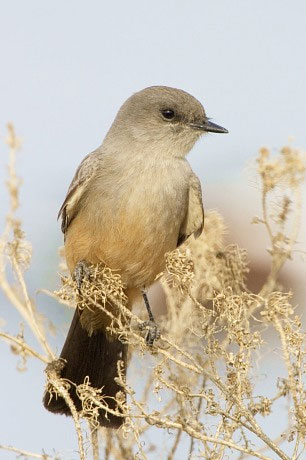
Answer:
[
  {"left": 139, "top": 289, "right": 161, "bottom": 347},
  {"left": 73, "top": 259, "right": 91, "bottom": 292}
]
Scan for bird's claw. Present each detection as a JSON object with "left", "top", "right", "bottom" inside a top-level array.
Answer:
[
  {"left": 139, "top": 320, "right": 161, "bottom": 347},
  {"left": 73, "top": 260, "right": 91, "bottom": 292}
]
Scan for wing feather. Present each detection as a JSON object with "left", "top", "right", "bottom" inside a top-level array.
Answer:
[
  {"left": 177, "top": 174, "right": 204, "bottom": 246},
  {"left": 58, "top": 150, "right": 101, "bottom": 233}
]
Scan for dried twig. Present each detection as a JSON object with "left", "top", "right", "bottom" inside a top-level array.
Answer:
[{"left": 1, "top": 127, "right": 305, "bottom": 459}]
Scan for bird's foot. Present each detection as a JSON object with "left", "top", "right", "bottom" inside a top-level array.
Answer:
[
  {"left": 73, "top": 260, "right": 91, "bottom": 292},
  {"left": 139, "top": 320, "right": 161, "bottom": 347}
]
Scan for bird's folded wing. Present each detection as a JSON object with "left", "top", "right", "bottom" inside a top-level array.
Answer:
[
  {"left": 177, "top": 174, "right": 204, "bottom": 246},
  {"left": 58, "top": 149, "right": 101, "bottom": 233}
]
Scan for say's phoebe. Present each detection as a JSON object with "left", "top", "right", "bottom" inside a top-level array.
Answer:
[{"left": 43, "top": 86, "right": 228, "bottom": 427}]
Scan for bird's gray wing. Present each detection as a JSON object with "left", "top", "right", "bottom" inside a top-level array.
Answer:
[
  {"left": 177, "top": 174, "right": 204, "bottom": 246},
  {"left": 58, "top": 149, "right": 101, "bottom": 233}
]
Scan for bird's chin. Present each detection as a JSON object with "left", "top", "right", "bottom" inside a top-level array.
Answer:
[{"left": 177, "top": 133, "right": 201, "bottom": 157}]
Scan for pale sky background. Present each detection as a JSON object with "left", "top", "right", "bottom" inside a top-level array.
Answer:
[{"left": 0, "top": 1, "right": 305, "bottom": 459}]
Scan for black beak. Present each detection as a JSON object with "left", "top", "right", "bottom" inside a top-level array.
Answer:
[{"left": 188, "top": 120, "right": 228, "bottom": 134}]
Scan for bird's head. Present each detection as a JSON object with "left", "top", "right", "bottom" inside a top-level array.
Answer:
[{"left": 105, "top": 86, "right": 228, "bottom": 157}]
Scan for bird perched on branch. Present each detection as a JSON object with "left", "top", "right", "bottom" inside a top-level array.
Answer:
[{"left": 43, "top": 86, "right": 228, "bottom": 427}]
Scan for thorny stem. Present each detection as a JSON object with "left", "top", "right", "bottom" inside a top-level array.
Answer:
[
  {"left": 258, "top": 187, "right": 302, "bottom": 300},
  {"left": 292, "top": 432, "right": 302, "bottom": 460},
  {"left": 72, "top": 288, "right": 292, "bottom": 459},
  {"left": 123, "top": 395, "right": 274, "bottom": 460},
  {"left": 47, "top": 276, "right": 292, "bottom": 459},
  {"left": 89, "top": 421, "right": 99, "bottom": 460},
  {"left": 46, "top": 365, "right": 86, "bottom": 460},
  {"left": 188, "top": 376, "right": 205, "bottom": 459},
  {"left": 115, "top": 365, "right": 289, "bottom": 460},
  {"left": 0, "top": 444, "right": 53, "bottom": 459},
  {"left": 0, "top": 332, "right": 49, "bottom": 363},
  {"left": 167, "top": 429, "right": 182, "bottom": 460},
  {"left": 0, "top": 124, "right": 55, "bottom": 360},
  {"left": 211, "top": 402, "right": 235, "bottom": 460},
  {"left": 80, "top": 388, "right": 281, "bottom": 460},
  {"left": 273, "top": 315, "right": 304, "bottom": 456},
  {"left": 11, "top": 255, "right": 55, "bottom": 359},
  {"left": 0, "top": 270, "right": 54, "bottom": 359}
]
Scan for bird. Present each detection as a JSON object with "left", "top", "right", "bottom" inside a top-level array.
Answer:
[{"left": 43, "top": 85, "right": 228, "bottom": 428}]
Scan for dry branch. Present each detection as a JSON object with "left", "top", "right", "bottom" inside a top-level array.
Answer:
[{"left": 1, "top": 125, "right": 305, "bottom": 459}]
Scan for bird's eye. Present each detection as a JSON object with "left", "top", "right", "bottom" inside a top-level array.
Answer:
[{"left": 161, "top": 109, "right": 175, "bottom": 120}]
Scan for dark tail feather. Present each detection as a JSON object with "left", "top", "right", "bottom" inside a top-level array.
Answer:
[{"left": 43, "top": 309, "right": 127, "bottom": 428}]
